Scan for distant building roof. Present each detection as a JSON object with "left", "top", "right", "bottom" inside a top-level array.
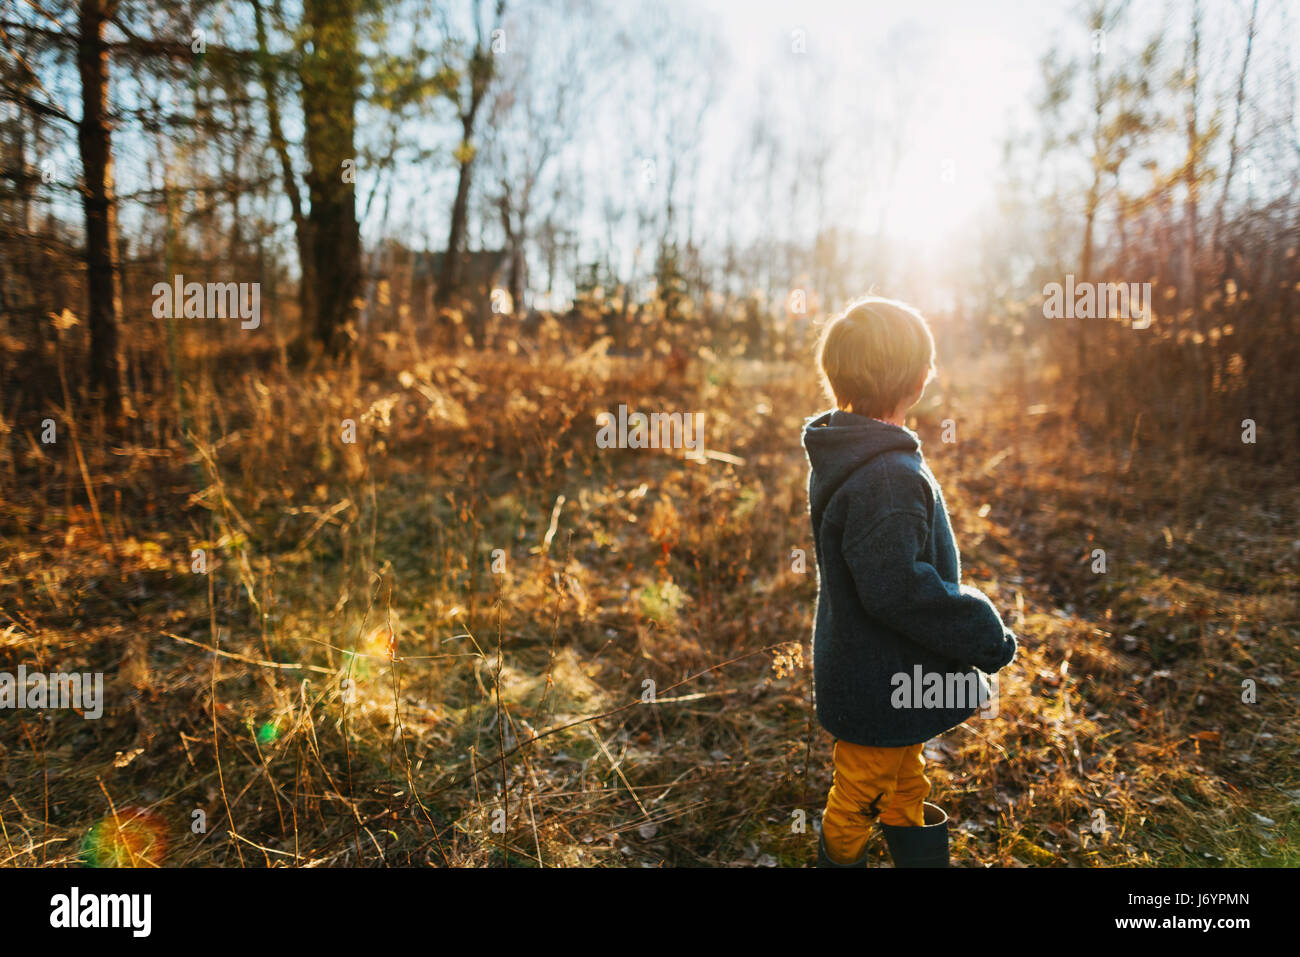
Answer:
[{"left": 419, "top": 249, "right": 510, "bottom": 285}]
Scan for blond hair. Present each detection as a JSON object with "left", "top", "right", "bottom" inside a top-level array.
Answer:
[{"left": 817, "top": 297, "right": 936, "bottom": 419}]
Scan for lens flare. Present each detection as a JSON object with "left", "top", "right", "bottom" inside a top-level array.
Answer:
[
  {"left": 256, "top": 720, "right": 281, "bottom": 746},
  {"left": 82, "top": 806, "right": 168, "bottom": 868}
]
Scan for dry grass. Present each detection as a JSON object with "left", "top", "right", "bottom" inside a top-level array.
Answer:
[{"left": 1, "top": 332, "right": 1296, "bottom": 867}]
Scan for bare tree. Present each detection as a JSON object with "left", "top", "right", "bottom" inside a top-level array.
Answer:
[
  {"left": 1212, "top": 0, "right": 1258, "bottom": 263},
  {"left": 483, "top": 0, "right": 609, "bottom": 314},
  {"left": 435, "top": 0, "right": 505, "bottom": 311},
  {"left": 252, "top": 0, "right": 314, "bottom": 342},
  {"left": 77, "top": 0, "right": 126, "bottom": 416}
]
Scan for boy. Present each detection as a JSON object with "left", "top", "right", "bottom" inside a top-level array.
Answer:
[{"left": 802, "top": 297, "right": 1017, "bottom": 868}]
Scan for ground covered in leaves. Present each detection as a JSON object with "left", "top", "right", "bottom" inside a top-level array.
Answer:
[{"left": 1, "top": 337, "right": 1296, "bottom": 866}]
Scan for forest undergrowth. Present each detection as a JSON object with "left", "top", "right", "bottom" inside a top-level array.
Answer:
[{"left": 1, "top": 334, "right": 1295, "bottom": 867}]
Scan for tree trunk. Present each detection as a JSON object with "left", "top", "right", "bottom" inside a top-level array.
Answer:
[
  {"left": 437, "top": 115, "right": 476, "bottom": 310},
  {"left": 1184, "top": 0, "right": 1202, "bottom": 333},
  {"left": 505, "top": 207, "right": 526, "bottom": 313},
  {"left": 300, "top": 0, "right": 361, "bottom": 353},
  {"left": 77, "top": 0, "right": 125, "bottom": 417},
  {"left": 254, "top": 0, "right": 316, "bottom": 337},
  {"left": 508, "top": 238, "right": 525, "bottom": 313},
  {"left": 1076, "top": 32, "right": 1105, "bottom": 423}
]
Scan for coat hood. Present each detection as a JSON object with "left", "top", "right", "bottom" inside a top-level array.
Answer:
[{"left": 802, "top": 410, "right": 920, "bottom": 522}]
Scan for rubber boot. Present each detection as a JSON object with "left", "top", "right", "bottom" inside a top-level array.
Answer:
[
  {"left": 880, "top": 802, "right": 949, "bottom": 868},
  {"left": 816, "top": 832, "right": 870, "bottom": 868}
]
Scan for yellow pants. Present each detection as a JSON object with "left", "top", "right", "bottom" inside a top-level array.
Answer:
[{"left": 821, "top": 739, "right": 931, "bottom": 864}]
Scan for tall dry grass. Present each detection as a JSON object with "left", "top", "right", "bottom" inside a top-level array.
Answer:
[{"left": 0, "top": 324, "right": 1296, "bottom": 866}]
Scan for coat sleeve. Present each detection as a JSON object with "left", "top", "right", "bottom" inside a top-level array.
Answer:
[{"left": 842, "top": 508, "right": 1017, "bottom": 672}]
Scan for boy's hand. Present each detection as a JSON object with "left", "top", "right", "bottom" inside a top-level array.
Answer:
[
  {"left": 844, "top": 511, "right": 1026, "bottom": 673},
  {"left": 993, "top": 628, "right": 1018, "bottom": 670}
]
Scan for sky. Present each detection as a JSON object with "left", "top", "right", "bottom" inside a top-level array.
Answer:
[{"left": 686, "top": 0, "right": 1069, "bottom": 247}]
